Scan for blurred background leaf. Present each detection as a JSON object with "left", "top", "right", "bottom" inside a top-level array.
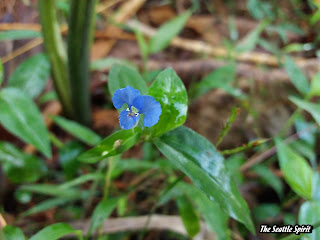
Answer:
[
  {"left": 7, "top": 54, "right": 50, "bottom": 98},
  {"left": 0, "top": 88, "right": 51, "bottom": 157}
]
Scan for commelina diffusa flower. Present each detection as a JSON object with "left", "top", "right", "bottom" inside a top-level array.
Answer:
[{"left": 113, "top": 86, "right": 162, "bottom": 130}]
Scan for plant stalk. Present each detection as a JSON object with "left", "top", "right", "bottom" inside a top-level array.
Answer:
[
  {"left": 38, "top": 0, "right": 73, "bottom": 118},
  {"left": 67, "top": 0, "right": 96, "bottom": 126}
]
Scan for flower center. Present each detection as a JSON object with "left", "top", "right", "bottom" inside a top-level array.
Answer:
[{"left": 126, "top": 106, "right": 139, "bottom": 117}]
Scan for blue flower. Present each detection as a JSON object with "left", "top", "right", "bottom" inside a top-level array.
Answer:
[{"left": 112, "top": 86, "right": 162, "bottom": 130}]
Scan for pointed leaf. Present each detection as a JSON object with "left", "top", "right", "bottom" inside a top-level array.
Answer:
[
  {"left": 29, "top": 223, "right": 82, "bottom": 240},
  {"left": 88, "top": 198, "right": 119, "bottom": 235},
  {"left": 0, "top": 141, "right": 47, "bottom": 183},
  {"left": 191, "top": 64, "right": 236, "bottom": 99},
  {"left": 154, "top": 126, "right": 255, "bottom": 233},
  {"left": 21, "top": 197, "right": 76, "bottom": 217},
  {"left": 108, "top": 64, "right": 148, "bottom": 96},
  {"left": 0, "top": 30, "right": 42, "bottom": 41},
  {"left": 0, "top": 88, "right": 51, "bottom": 157},
  {"left": 290, "top": 96, "right": 320, "bottom": 126},
  {"left": 299, "top": 201, "right": 320, "bottom": 240},
  {"left": 309, "top": 72, "right": 320, "bottom": 97},
  {"left": 8, "top": 54, "right": 50, "bottom": 98},
  {"left": 275, "top": 138, "right": 313, "bottom": 199},
  {"left": 236, "top": 20, "right": 268, "bottom": 53},
  {"left": 177, "top": 195, "right": 200, "bottom": 237},
  {"left": 59, "top": 141, "right": 84, "bottom": 180},
  {"left": 252, "top": 165, "right": 283, "bottom": 198},
  {"left": 91, "top": 57, "right": 134, "bottom": 71},
  {"left": 147, "top": 68, "right": 188, "bottom": 137},
  {"left": 149, "top": 11, "right": 191, "bottom": 54},
  {"left": 78, "top": 129, "right": 142, "bottom": 163},
  {"left": 52, "top": 116, "right": 101, "bottom": 146},
  {"left": 2, "top": 225, "right": 26, "bottom": 240},
  {"left": 284, "top": 56, "right": 309, "bottom": 96}
]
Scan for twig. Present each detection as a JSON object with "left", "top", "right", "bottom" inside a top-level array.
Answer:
[
  {"left": 1, "top": 38, "right": 42, "bottom": 64},
  {"left": 131, "top": 58, "right": 319, "bottom": 84},
  {"left": 127, "top": 19, "right": 320, "bottom": 68},
  {"left": 0, "top": 0, "right": 122, "bottom": 64},
  {"left": 0, "top": 23, "right": 41, "bottom": 31},
  {"left": 92, "top": 0, "right": 147, "bottom": 58},
  {"left": 240, "top": 124, "right": 316, "bottom": 172},
  {"left": 0, "top": 23, "right": 136, "bottom": 41},
  {"left": 0, "top": 213, "right": 7, "bottom": 229},
  {"left": 69, "top": 214, "right": 216, "bottom": 239}
]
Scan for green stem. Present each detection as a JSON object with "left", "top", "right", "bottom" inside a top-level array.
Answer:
[
  {"left": 103, "top": 157, "right": 116, "bottom": 200},
  {"left": 67, "top": 0, "right": 96, "bottom": 126},
  {"left": 38, "top": 0, "right": 73, "bottom": 117}
]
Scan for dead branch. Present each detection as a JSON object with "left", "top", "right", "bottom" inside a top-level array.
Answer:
[
  {"left": 91, "top": 0, "right": 146, "bottom": 59},
  {"left": 127, "top": 19, "right": 319, "bottom": 68},
  {"left": 0, "top": 213, "right": 7, "bottom": 229},
  {"left": 70, "top": 214, "right": 216, "bottom": 240},
  {"left": 129, "top": 58, "right": 318, "bottom": 85},
  {"left": 240, "top": 124, "right": 316, "bottom": 172}
]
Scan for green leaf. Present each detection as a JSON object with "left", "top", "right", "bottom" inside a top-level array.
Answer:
[
  {"left": 135, "top": 27, "right": 149, "bottom": 60},
  {"left": 299, "top": 201, "right": 320, "bottom": 240},
  {"left": 29, "top": 223, "right": 82, "bottom": 240},
  {"left": 59, "top": 141, "right": 84, "bottom": 180},
  {"left": 147, "top": 68, "right": 188, "bottom": 137},
  {"left": 191, "top": 64, "right": 236, "bottom": 99},
  {"left": 2, "top": 225, "right": 26, "bottom": 240},
  {"left": 191, "top": 188, "right": 230, "bottom": 240},
  {"left": 313, "top": 173, "right": 320, "bottom": 201},
  {"left": 88, "top": 198, "right": 119, "bottom": 235},
  {"left": 252, "top": 164, "right": 283, "bottom": 198},
  {"left": 177, "top": 195, "right": 200, "bottom": 237},
  {"left": 19, "top": 184, "right": 81, "bottom": 198},
  {"left": 108, "top": 64, "right": 148, "bottom": 96},
  {"left": 309, "top": 72, "right": 320, "bottom": 97},
  {"left": 78, "top": 129, "right": 142, "bottom": 163},
  {"left": 290, "top": 140, "right": 316, "bottom": 166},
  {"left": 247, "top": 0, "right": 274, "bottom": 20},
  {"left": 38, "top": 91, "right": 57, "bottom": 104},
  {"left": 275, "top": 138, "right": 313, "bottom": 199},
  {"left": 154, "top": 126, "right": 255, "bottom": 233},
  {"left": 0, "top": 141, "right": 47, "bottom": 183},
  {"left": 91, "top": 57, "right": 135, "bottom": 71},
  {"left": 0, "top": 88, "right": 51, "bottom": 157},
  {"left": 52, "top": 116, "right": 101, "bottom": 146},
  {"left": 20, "top": 197, "right": 77, "bottom": 217},
  {"left": 149, "top": 11, "right": 191, "bottom": 54},
  {"left": 8, "top": 54, "right": 50, "bottom": 98},
  {"left": 59, "top": 173, "right": 104, "bottom": 189},
  {"left": 236, "top": 21, "right": 268, "bottom": 53},
  {"left": 111, "top": 158, "right": 172, "bottom": 179},
  {"left": 175, "top": 182, "right": 231, "bottom": 240},
  {"left": 226, "top": 154, "right": 245, "bottom": 185},
  {"left": 0, "top": 59, "right": 3, "bottom": 86},
  {"left": 0, "top": 30, "right": 42, "bottom": 41},
  {"left": 290, "top": 96, "right": 320, "bottom": 126},
  {"left": 284, "top": 56, "right": 309, "bottom": 96}
]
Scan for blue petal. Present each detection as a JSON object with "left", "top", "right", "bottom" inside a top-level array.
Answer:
[
  {"left": 131, "top": 95, "right": 144, "bottom": 112},
  {"left": 133, "top": 96, "right": 162, "bottom": 127},
  {"left": 119, "top": 109, "right": 140, "bottom": 130},
  {"left": 112, "top": 86, "right": 141, "bottom": 109}
]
